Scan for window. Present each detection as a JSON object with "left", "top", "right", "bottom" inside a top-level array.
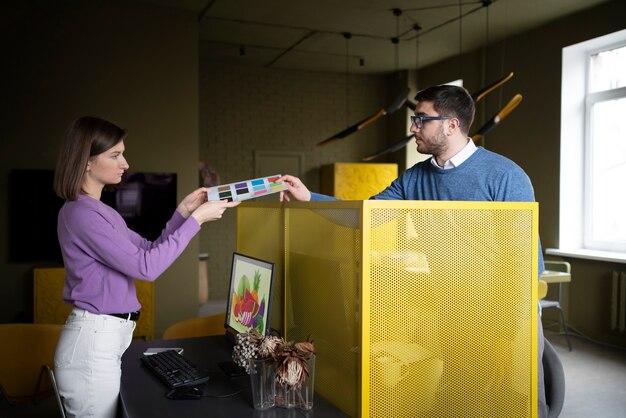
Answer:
[{"left": 555, "top": 29, "right": 626, "bottom": 261}]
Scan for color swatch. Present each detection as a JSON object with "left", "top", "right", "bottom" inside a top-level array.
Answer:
[{"left": 207, "top": 174, "right": 287, "bottom": 202}]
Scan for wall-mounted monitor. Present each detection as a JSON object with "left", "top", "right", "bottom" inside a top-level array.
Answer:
[
  {"left": 9, "top": 169, "right": 64, "bottom": 263},
  {"left": 100, "top": 171, "right": 177, "bottom": 241},
  {"left": 8, "top": 169, "right": 176, "bottom": 263}
]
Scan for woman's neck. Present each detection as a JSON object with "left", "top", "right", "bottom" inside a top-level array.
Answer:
[{"left": 82, "top": 179, "right": 103, "bottom": 200}]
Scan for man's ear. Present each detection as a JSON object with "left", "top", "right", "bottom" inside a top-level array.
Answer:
[{"left": 447, "top": 118, "right": 460, "bottom": 135}]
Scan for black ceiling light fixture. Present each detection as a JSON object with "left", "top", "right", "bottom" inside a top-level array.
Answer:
[
  {"left": 265, "top": 30, "right": 317, "bottom": 68},
  {"left": 458, "top": 0, "right": 464, "bottom": 77},
  {"left": 476, "top": 0, "right": 492, "bottom": 145},
  {"left": 344, "top": 32, "right": 352, "bottom": 129},
  {"left": 470, "top": 0, "right": 523, "bottom": 144},
  {"left": 361, "top": 22, "right": 424, "bottom": 162},
  {"left": 197, "top": 0, "right": 217, "bottom": 22},
  {"left": 414, "top": 24, "right": 422, "bottom": 91},
  {"left": 316, "top": 88, "right": 409, "bottom": 147},
  {"left": 201, "top": 1, "right": 504, "bottom": 74},
  {"left": 362, "top": 71, "right": 517, "bottom": 161},
  {"left": 316, "top": 9, "right": 409, "bottom": 147},
  {"left": 392, "top": 8, "right": 402, "bottom": 75},
  {"left": 483, "top": 0, "right": 493, "bottom": 71},
  {"left": 308, "top": 0, "right": 508, "bottom": 149},
  {"left": 405, "top": 23, "right": 422, "bottom": 112}
]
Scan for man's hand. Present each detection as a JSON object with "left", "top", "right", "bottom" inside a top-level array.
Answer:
[{"left": 279, "top": 175, "right": 312, "bottom": 202}]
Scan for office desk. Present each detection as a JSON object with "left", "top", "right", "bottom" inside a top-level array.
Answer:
[{"left": 120, "top": 335, "right": 348, "bottom": 418}]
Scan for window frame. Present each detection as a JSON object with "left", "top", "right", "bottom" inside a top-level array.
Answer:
[
  {"left": 551, "top": 28, "right": 626, "bottom": 262},
  {"left": 583, "top": 85, "right": 626, "bottom": 252}
]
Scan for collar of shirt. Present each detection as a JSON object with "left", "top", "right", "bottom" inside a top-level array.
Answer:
[{"left": 430, "top": 138, "right": 477, "bottom": 169}]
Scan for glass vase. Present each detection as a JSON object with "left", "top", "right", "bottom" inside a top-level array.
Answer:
[
  {"left": 248, "top": 357, "right": 276, "bottom": 410},
  {"left": 275, "top": 354, "right": 316, "bottom": 410}
]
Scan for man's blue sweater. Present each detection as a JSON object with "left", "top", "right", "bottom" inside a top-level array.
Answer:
[{"left": 311, "top": 146, "right": 544, "bottom": 273}]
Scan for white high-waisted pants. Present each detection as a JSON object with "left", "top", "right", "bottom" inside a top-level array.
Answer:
[{"left": 54, "top": 308, "right": 136, "bottom": 418}]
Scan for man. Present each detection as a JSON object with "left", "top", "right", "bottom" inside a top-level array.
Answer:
[{"left": 279, "top": 84, "right": 547, "bottom": 417}]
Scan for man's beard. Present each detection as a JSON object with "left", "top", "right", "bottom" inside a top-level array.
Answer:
[{"left": 416, "top": 124, "right": 447, "bottom": 156}]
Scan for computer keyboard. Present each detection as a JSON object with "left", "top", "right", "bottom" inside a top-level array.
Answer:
[{"left": 141, "top": 349, "right": 210, "bottom": 389}]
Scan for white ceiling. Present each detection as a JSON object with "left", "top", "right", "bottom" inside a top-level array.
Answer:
[{"left": 145, "top": 0, "right": 610, "bottom": 74}]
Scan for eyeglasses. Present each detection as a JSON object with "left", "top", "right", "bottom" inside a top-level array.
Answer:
[{"left": 410, "top": 115, "right": 451, "bottom": 129}]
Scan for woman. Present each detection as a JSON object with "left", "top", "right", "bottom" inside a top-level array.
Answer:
[{"left": 52, "top": 116, "right": 238, "bottom": 417}]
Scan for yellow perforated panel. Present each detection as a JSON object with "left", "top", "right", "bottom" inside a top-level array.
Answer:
[
  {"left": 364, "top": 201, "right": 537, "bottom": 418},
  {"left": 285, "top": 204, "right": 361, "bottom": 415},
  {"left": 236, "top": 204, "right": 285, "bottom": 334},
  {"left": 237, "top": 201, "right": 537, "bottom": 418}
]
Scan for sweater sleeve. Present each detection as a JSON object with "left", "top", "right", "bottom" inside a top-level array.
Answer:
[
  {"left": 370, "top": 166, "right": 419, "bottom": 200},
  {"left": 126, "top": 210, "right": 188, "bottom": 251},
  {"left": 370, "top": 176, "right": 406, "bottom": 200},
  {"left": 310, "top": 192, "right": 338, "bottom": 201},
  {"left": 492, "top": 168, "right": 536, "bottom": 202},
  {"left": 60, "top": 207, "right": 200, "bottom": 282}
]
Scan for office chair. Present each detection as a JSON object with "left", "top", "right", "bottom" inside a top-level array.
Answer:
[
  {"left": 36, "top": 365, "right": 66, "bottom": 418},
  {"left": 162, "top": 313, "right": 226, "bottom": 340},
  {"left": 0, "top": 323, "right": 66, "bottom": 417},
  {"left": 543, "top": 338, "right": 565, "bottom": 418},
  {"left": 541, "top": 261, "right": 572, "bottom": 351}
]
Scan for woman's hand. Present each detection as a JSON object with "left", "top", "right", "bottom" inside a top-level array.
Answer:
[
  {"left": 191, "top": 199, "right": 240, "bottom": 225},
  {"left": 177, "top": 187, "right": 210, "bottom": 218},
  {"left": 278, "top": 175, "right": 312, "bottom": 202}
]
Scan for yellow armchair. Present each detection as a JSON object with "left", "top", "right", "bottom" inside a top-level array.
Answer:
[
  {"left": 540, "top": 260, "right": 572, "bottom": 351},
  {"left": 538, "top": 279, "right": 548, "bottom": 299},
  {"left": 0, "top": 323, "right": 62, "bottom": 402}
]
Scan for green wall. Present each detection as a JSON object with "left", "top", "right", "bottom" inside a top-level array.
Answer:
[{"left": 1, "top": 0, "right": 200, "bottom": 337}]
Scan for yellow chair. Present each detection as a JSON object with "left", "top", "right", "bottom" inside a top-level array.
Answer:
[
  {"left": 162, "top": 313, "right": 226, "bottom": 340},
  {"left": 34, "top": 267, "right": 155, "bottom": 341},
  {"left": 541, "top": 260, "right": 572, "bottom": 351},
  {"left": 0, "top": 323, "right": 64, "bottom": 411},
  {"left": 538, "top": 279, "right": 548, "bottom": 299}
]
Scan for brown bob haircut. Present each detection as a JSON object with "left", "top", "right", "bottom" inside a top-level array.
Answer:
[{"left": 54, "top": 116, "right": 127, "bottom": 201}]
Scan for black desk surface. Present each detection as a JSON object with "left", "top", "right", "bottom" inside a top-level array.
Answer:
[{"left": 120, "top": 335, "right": 349, "bottom": 418}]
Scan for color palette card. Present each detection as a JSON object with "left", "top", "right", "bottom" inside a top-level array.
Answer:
[{"left": 207, "top": 174, "right": 287, "bottom": 202}]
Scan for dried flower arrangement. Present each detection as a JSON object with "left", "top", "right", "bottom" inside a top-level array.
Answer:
[{"left": 232, "top": 330, "right": 316, "bottom": 390}]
